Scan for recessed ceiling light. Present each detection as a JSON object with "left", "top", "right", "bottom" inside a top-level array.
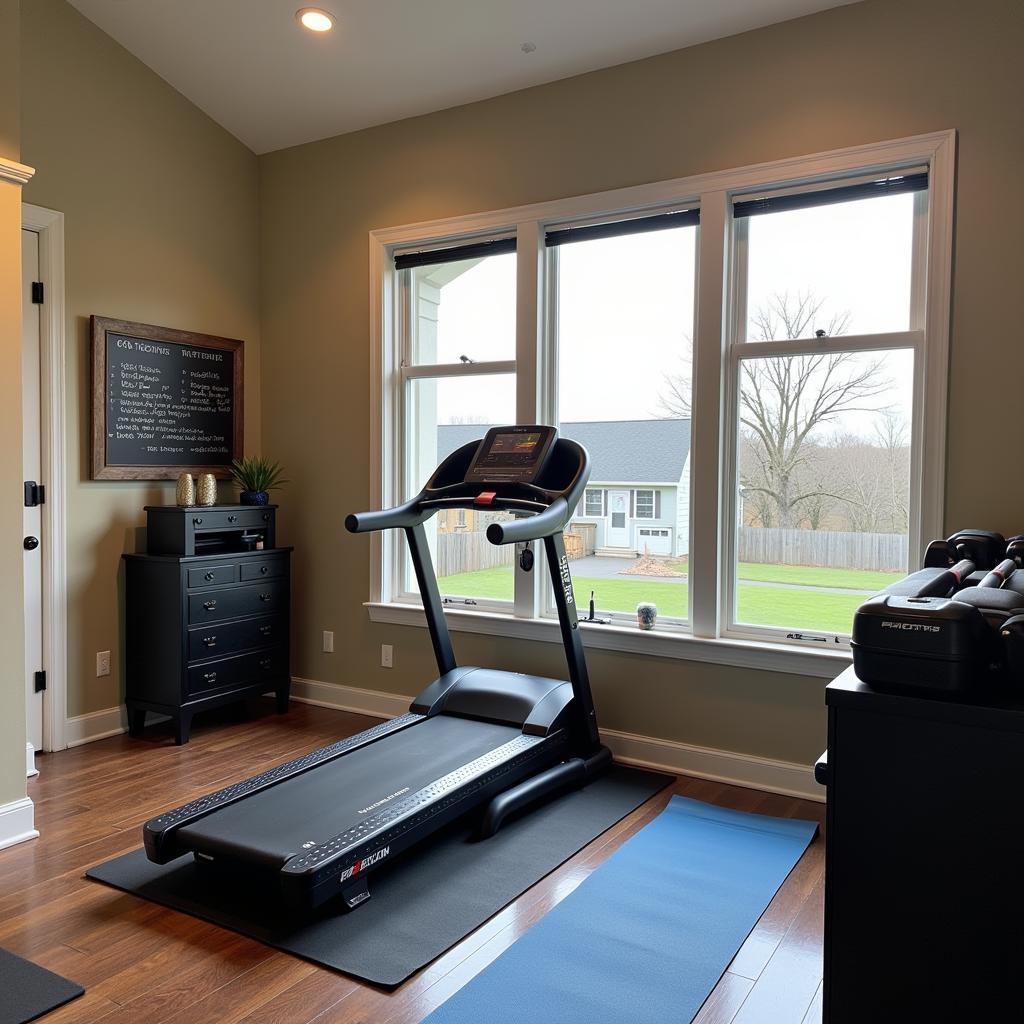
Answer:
[{"left": 296, "top": 7, "right": 334, "bottom": 33}]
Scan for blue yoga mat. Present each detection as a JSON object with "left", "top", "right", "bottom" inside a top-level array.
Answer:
[{"left": 424, "top": 796, "right": 818, "bottom": 1024}]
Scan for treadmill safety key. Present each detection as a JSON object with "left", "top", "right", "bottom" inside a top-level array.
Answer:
[{"left": 474, "top": 491, "right": 497, "bottom": 506}]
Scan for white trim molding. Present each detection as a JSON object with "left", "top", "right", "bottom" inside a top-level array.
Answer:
[
  {"left": 0, "top": 157, "right": 35, "bottom": 186},
  {"left": 290, "top": 677, "right": 823, "bottom": 802},
  {"left": 65, "top": 706, "right": 129, "bottom": 747},
  {"left": 22, "top": 204, "right": 69, "bottom": 753},
  {"left": 0, "top": 796, "right": 39, "bottom": 851},
  {"left": 26, "top": 742, "right": 37, "bottom": 778}
]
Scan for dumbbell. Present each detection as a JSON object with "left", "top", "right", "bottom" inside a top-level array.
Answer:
[{"left": 885, "top": 558, "right": 975, "bottom": 598}]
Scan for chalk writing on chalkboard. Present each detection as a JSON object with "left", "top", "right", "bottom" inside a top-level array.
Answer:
[{"left": 91, "top": 317, "right": 243, "bottom": 480}]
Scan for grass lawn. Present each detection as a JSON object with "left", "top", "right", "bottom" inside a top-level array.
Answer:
[
  {"left": 669, "top": 560, "right": 904, "bottom": 591},
  {"left": 438, "top": 563, "right": 878, "bottom": 634}
]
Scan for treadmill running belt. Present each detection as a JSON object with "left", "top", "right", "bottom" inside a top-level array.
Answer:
[{"left": 177, "top": 715, "right": 520, "bottom": 866}]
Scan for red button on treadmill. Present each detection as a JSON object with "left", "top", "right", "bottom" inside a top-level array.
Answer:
[{"left": 475, "top": 491, "right": 497, "bottom": 506}]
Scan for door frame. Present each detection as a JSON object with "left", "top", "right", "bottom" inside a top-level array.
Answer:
[
  {"left": 606, "top": 489, "right": 630, "bottom": 548},
  {"left": 22, "top": 203, "right": 67, "bottom": 754}
]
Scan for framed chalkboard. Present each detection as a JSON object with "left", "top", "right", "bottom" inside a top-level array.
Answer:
[{"left": 91, "top": 316, "right": 244, "bottom": 480}]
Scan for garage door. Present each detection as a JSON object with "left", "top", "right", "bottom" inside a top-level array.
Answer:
[{"left": 637, "top": 527, "right": 672, "bottom": 555}]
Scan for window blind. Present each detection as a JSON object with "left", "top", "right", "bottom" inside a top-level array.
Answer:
[
  {"left": 545, "top": 208, "right": 700, "bottom": 247},
  {"left": 733, "top": 172, "right": 928, "bottom": 218},
  {"left": 393, "top": 236, "right": 516, "bottom": 271}
]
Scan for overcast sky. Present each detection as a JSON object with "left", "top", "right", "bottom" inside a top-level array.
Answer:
[{"left": 421, "top": 191, "right": 916, "bottom": 439}]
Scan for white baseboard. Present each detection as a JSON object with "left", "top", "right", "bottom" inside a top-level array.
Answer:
[
  {"left": 26, "top": 742, "right": 38, "bottom": 778},
  {"left": 66, "top": 706, "right": 128, "bottom": 747},
  {"left": 0, "top": 796, "right": 39, "bottom": 850},
  {"left": 290, "top": 677, "right": 822, "bottom": 802}
]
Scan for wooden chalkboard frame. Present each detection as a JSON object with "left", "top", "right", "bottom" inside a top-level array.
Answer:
[{"left": 91, "top": 316, "right": 244, "bottom": 480}]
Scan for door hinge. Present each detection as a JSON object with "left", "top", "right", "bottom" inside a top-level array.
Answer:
[
  {"left": 34, "top": 670, "right": 46, "bottom": 693},
  {"left": 31, "top": 281, "right": 44, "bottom": 304},
  {"left": 24, "top": 481, "right": 45, "bottom": 507}
]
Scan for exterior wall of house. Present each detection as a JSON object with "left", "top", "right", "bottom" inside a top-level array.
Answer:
[
  {"left": 576, "top": 485, "right": 679, "bottom": 555},
  {"left": 676, "top": 454, "right": 691, "bottom": 558}
]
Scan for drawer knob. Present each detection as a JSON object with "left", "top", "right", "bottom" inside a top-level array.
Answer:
[
  {"left": 204, "top": 571, "right": 215, "bottom": 582},
  {"left": 193, "top": 517, "right": 203, "bottom": 526},
  {"left": 260, "top": 565, "right": 269, "bottom": 575},
  {"left": 202, "top": 635, "right": 217, "bottom": 648},
  {"left": 204, "top": 671, "right": 217, "bottom": 683},
  {"left": 263, "top": 512, "right": 271, "bottom": 521},
  {"left": 228, "top": 515, "right": 237, "bottom": 523},
  {"left": 258, "top": 592, "right": 272, "bottom": 602},
  {"left": 260, "top": 657, "right": 272, "bottom": 670},
  {"left": 259, "top": 624, "right": 272, "bottom": 636},
  {"left": 203, "top": 599, "right": 217, "bottom": 611}
]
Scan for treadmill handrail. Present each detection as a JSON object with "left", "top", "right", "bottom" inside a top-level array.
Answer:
[
  {"left": 486, "top": 497, "right": 571, "bottom": 545},
  {"left": 345, "top": 497, "right": 426, "bottom": 534}
]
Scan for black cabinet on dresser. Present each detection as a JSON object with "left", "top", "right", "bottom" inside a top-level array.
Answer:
[{"left": 123, "top": 505, "right": 291, "bottom": 744}]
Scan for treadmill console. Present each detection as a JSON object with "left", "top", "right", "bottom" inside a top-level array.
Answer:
[{"left": 465, "top": 425, "right": 557, "bottom": 486}]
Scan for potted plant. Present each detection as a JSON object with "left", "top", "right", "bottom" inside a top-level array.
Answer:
[{"left": 230, "top": 455, "right": 288, "bottom": 506}]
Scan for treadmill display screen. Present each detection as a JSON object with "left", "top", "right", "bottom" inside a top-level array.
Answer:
[
  {"left": 487, "top": 432, "right": 543, "bottom": 460},
  {"left": 465, "top": 425, "right": 557, "bottom": 484}
]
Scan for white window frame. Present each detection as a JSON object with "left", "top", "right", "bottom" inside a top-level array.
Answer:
[
  {"left": 635, "top": 489, "right": 657, "bottom": 520},
  {"left": 584, "top": 488, "right": 605, "bottom": 517},
  {"left": 367, "top": 131, "right": 955, "bottom": 679}
]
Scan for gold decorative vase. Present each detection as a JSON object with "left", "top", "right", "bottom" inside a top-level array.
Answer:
[
  {"left": 196, "top": 473, "right": 217, "bottom": 507},
  {"left": 175, "top": 472, "right": 195, "bottom": 507}
]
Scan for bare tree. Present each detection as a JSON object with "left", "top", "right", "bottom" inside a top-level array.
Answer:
[{"left": 658, "top": 336, "right": 693, "bottom": 418}]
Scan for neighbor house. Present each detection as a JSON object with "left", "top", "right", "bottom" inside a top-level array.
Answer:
[{"left": 436, "top": 419, "right": 691, "bottom": 557}]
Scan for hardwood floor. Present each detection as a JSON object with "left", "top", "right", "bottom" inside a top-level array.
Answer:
[{"left": 1, "top": 701, "right": 826, "bottom": 1024}]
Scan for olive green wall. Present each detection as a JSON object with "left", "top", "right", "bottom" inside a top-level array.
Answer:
[
  {"left": 0, "top": 0, "right": 17, "bottom": 159},
  {"left": 0, "top": 0, "right": 25, "bottom": 807},
  {"left": 20, "top": 0, "right": 261, "bottom": 718},
  {"left": 259, "top": 0, "right": 1024, "bottom": 766}
]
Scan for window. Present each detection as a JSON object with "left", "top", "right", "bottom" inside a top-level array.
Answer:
[
  {"left": 372, "top": 132, "right": 954, "bottom": 670},
  {"left": 393, "top": 241, "right": 518, "bottom": 608},
  {"left": 727, "top": 172, "right": 926, "bottom": 642},
  {"left": 634, "top": 490, "right": 659, "bottom": 519},
  {"left": 550, "top": 212, "right": 696, "bottom": 623},
  {"left": 584, "top": 488, "right": 605, "bottom": 517}
]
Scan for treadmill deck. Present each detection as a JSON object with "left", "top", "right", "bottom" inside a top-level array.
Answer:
[{"left": 177, "top": 715, "right": 521, "bottom": 867}]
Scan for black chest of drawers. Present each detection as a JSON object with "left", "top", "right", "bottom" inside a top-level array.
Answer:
[{"left": 123, "top": 510, "right": 292, "bottom": 744}]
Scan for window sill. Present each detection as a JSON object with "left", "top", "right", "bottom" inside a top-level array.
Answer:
[{"left": 365, "top": 602, "right": 850, "bottom": 679}]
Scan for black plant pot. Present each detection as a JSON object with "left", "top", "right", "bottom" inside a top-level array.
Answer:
[{"left": 239, "top": 490, "right": 270, "bottom": 506}]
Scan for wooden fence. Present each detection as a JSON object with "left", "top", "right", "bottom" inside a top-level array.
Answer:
[
  {"left": 738, "top": 527, "right": 908, "bottom": 572},
  {"left": 435, "top": 532, "right": 515, "bottom": 577},
  {"left": 436, "top": 524, "right": 596, "bottom": 577}
]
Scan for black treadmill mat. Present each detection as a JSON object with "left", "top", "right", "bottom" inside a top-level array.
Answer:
[
  {"left": 87, "top": 764, "right": 670, "bottom": 987},
  {"left": 177, "top": 715, "right": 521, "bottom": 865},
  {"left": 0, "top": 947, "right": 84, "bottom": 1024}
]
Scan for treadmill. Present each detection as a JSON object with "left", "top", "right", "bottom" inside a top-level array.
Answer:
[{"left": 142, "top": 424, "right": 612, "bottom": 912}]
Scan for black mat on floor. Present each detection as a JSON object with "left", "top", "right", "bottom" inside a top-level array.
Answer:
[
  {"left": 87, "top": 764, "right": 669, "bottom": 987},
  {"left": 0, "top": 947, "right": 84, "bottom": 1024}
]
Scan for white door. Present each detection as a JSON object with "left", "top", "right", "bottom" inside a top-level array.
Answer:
[
  {"left": 607, "top": 490, "right": 630, "bottom": 547},
  {"left": 22, "top": 229, "right": 43, "bottom": 766}
]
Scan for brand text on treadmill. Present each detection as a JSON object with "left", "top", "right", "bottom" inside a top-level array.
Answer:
[
  {"left": 358, "top": 788, "right": 410, "bottom": 815},
  {"left": 340, "top": 846, "right": 390, "bottom": 883}
]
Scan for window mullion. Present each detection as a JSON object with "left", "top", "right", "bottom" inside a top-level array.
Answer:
[
  {"left": 515, "top": 220, "right": 543, "bottom": 619},
  {"left": 689, "top": 191, "right": 729, "bottom": 638}
]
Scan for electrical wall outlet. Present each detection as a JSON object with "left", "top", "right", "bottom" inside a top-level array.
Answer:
[
  {"left": 381, "top": 644, "right": 393, "bottom": 669},
  {"left": 96, "top": 650, "right": 111, "bottom": 677},
  {"left": 322, "top": 630, "right": 334, "bottom": 653}
]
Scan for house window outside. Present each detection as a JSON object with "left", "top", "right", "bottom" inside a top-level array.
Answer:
[
  {"left": 634, "top": 489, "right": 658, "bottom": 519},
  {"left": 374, "top": 134, "right": 953, "bottom": 660}
]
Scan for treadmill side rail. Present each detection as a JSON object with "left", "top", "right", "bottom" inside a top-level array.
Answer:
[{"left": 144, "top": 711, "right": 426, "bottom": 863}]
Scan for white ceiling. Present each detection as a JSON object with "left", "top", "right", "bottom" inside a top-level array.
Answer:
[{"left": 68, "top": 0, "right": 858, "bottom": 154}]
